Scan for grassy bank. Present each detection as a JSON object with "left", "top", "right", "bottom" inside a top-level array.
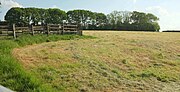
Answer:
[{"left": 0, "top": 34, "right": 94, "bottom": 91}]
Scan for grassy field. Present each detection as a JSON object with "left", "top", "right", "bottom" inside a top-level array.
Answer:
[
  {"left": 12, "top": 31, "right": 180, "bottom": 92},
  {"left": 0, "top": 34, "right": 93, "bottom": 92}
]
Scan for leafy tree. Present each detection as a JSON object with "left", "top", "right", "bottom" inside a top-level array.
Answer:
[
  {"left": 107, "top": 11, "right": 132, "bottom": 30},
  {"left": 67, "top": 10, "right": 94, "bottom": 29},
  {"left": 46, "top": 8, "right": 67, "bottom": 24},
  {"left": 4, "top": 7, "right": 160, "bottom": 31},
  {"left": 95, "top": 13, "right": 107, "bottom": 26},
  {"left": 131, "top": 11, "right": 145, "bottom": 24},
  {"left": 130, "top": 11, "right": 160, "bottom": 31},
  {"left": 5, "top": 7, "right": 67, "bottom": 26},
  {"left": 106, "top": 11, "right": 160, "bottom": 31},
  {"left": 146, "top": 13, "right": 159, "bottom": 23},
  {"left": 107, "top": 11, "right": 120, "bottom": 29},
  {"left": 88, "top": 12, "right": 107, "bottom": 29},
  {"left": 31, "top": 8, "right": 41, "bottom": 25},
  {"left": 5, "top": 7, "right": 25, "bottom": 26},
  {"left": 24, "top": 8, "right": 48, "bottom": 25},
  {"left": 38, "top": 8, "right": 48, "bottom": 25}
]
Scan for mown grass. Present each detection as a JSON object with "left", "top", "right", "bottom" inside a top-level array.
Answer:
[
  {"left": 14, "top": 31, "right": 180, "bottom": 92},
  {"left": 0, "top": 34, "right": 94, "bottom": 91}
]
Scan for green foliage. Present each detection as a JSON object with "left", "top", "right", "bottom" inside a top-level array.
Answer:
[
  {"left": 107, "top": 11, "right": 160, "bottom": 31},
  {"left": 5, "top": 7, "right": 160, "bottom": 31},
  {"left": 5, "top": 7, "right": 67, "bottom": 26},
  {"left": 0, "top": 34, "right": 94, "bottom": 91},
  {"left": 90, "top": 12, "right": 107, "bottom": 29},
  {"left": 130, "top": 11, "right": 160, "bottom": 31},
  {"left": 46, "top": 8, "right": 67, "bottom": 24},
  {"left": 67, "top": 9, "right": 94, "bottom": 29},
  {"left": 5, "top": 8, "right": 25, "bottom": 26}
]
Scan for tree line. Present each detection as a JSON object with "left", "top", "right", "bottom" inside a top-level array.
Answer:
[{"left": 5, "top": 7, "right": 160, "bottom": 31}]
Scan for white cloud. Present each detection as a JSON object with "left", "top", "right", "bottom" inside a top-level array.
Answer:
[
  {"left": 0, "top": 0, "right": 23, "bottom": 20},
  {"left": 0, "top": 0, "right": 23, "bottom": 8},
  {"left": 145, "top": 6, "right": 180, "bottom": 31}
]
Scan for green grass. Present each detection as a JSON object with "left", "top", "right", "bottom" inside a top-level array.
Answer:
[
  {"left": 13, "top": 31, "right": 180, "bottom": 92},
  {"left": 0, "top": 34, "right": 94, "bottom": 92},
  {"left": 15, "top": 34, "right": 95, "bottom": 46},
  {"left": 1, "top": 31, "right": 180, "bottom": 92}
]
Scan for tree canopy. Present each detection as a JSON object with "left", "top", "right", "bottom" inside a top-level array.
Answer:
[
  {"left": 5, "top": 7, "right": 67, "bottom": 26},
  {"left": 106, "top": 11, "right": 160, "bottom": 31},
  {"left": 4, "top": 7, "right": 160, "bottom": 31}
]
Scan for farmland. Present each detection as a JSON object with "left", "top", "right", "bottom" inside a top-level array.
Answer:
[{"left": 12, "top": 31, "right": 180, "bottom": 92}]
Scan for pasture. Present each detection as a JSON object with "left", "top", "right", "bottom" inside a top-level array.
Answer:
[{"left": 13, "top": 31, "right": 180, "bottom": 92}]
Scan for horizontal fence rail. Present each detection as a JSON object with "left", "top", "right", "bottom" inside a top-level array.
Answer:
[{"left": 0, "top": 22, "right": 82, "bottom": 39}]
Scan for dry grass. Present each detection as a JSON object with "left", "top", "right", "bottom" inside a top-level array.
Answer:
[{"left": 13, "top": 31, "right": 180, "bottom": 92}]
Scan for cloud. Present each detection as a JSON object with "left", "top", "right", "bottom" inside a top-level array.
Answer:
[
  {"left": 0, "top": 0, "right": 23, "bottom": 20},
  {"left": 145, "top": 6, "right": 180, "bottom": 31},
  {"left": 0, "top": 0, "right": 23, "bottom": 8}
]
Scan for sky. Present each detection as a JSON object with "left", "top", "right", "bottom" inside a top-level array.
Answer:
[{"left": 0, "top": 0, "right": 180, "bottom": 31}]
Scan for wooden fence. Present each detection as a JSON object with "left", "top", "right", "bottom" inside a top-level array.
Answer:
[
  {"left": 0, "top": 22, "right": 82, "bottom": 39},
  {"left": 0, "top": 21, "right": 12, "bottom": 36}
]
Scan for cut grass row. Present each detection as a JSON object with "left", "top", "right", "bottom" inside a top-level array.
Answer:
[{"left": 0, "top": 34, "right": 94, "bottom": 92}]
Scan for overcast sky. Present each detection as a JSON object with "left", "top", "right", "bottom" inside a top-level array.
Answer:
[{"left": 0, "top": 0, "right": 180, "bottom": 31}]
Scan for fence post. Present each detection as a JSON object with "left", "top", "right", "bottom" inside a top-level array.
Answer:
[
  {"left": 12, "top": 24, "right": 16, "bottom": 39},
  {"left": 31, "top": 25, "right": 34, "bottom": 35},
  {"left": 80, "top": 30, "right": 82, "bottom": 36},
  {"left": 78, "top": 29, "right": 82, "bottom": 36},
  {"left": 58, "top": 25, "right": 61, "bottom": 35},
  {"left": 77, "top": 24, "right": 82, "bottom": 36},
  {"left": 62, "top": 24, "right": 64, "bottom": 35},
  {"left": 47, "top": 24, "right": 50, "bottom": 36}
]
